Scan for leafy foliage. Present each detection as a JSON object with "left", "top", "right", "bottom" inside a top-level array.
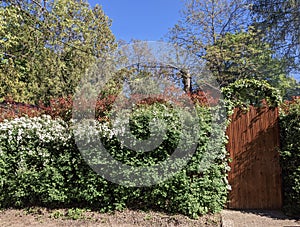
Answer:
[
  {"left": 0, "top": 102, "right": 229, "bottom": 218},
  {"left": 168, "top": 0, "right": 249, "bottom": 57},
  {"left": 250, "top": 0, "right": 300, "bottom": 71},
  {"left": 204, "top": 29, "right": 295, "bottom": 94},
  {"left": 222, "top": 79, "right": 282, "bottom": 108},
  {"left": 168, "top": 0, "right": 296, "bottom": 98},
  {"left": 279, "top": 98, "right": 300, "bottom": 217},
  {"left": 0, "top": 0, "right": 116, "bottom": 104}
]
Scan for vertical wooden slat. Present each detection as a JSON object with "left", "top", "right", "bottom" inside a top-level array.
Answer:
[{"left": 227, "top": 106, "right": 282, "bottom": 209}]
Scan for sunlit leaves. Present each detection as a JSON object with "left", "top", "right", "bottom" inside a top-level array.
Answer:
[{"left": 0, "top": 0, "right": 116, "bottom": 104}]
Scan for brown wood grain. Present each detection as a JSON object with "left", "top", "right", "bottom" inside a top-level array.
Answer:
[{"left": 226, "top": 106, "right": 282, "bottom": 209}]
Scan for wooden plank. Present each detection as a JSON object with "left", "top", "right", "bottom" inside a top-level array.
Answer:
[{"left": 227, "top": 106, "right": 282, "bottom": 209}]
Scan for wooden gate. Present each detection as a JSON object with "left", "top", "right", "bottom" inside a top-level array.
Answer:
[{"left": 226, "top": 106, "right": 282, "bottom": 209}]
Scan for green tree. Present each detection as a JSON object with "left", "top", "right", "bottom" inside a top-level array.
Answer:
[
  {"left": 249, "top": 0, "right": 300, "bottom": 70},
  {"left": 168, "top": 0, "right": 250, "bottom": 57},
  {"left": 168, "top": 0, "right": 296, "bottom": 98},
  {"left": 204, "top": 29, "right": 295, "bottom": 96},
  {"left": 0, "top": 0, "right": 116, "bottom": 103}
]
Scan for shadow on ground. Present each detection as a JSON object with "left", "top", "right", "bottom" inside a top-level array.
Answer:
[{"left": 239, "top": 209, "right": 300, "bottom": 221}]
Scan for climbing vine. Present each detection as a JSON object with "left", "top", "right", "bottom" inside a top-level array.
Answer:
[{"left": 222, "top": 79, "right": 282, "bottom": 110}]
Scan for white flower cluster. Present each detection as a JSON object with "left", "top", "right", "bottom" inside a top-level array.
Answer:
[
  {"left": 71, "top": 105, "right": 185, "bottom": 150},
  {"left": 0, "top": 115, "right": 71, "bottom": 149},
  {"left": 71, "top": 119, "right": 118, "bottom": 148}
]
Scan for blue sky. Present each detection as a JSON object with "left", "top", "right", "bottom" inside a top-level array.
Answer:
[
  {"left": 88, "top": 1, "right": 299, "bottom": 82},
  {"left": 88, "top": 0, "right": 183, "bottom": 41}
]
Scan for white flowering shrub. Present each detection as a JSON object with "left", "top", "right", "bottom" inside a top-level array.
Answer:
[
  {"left": 0, "top": 103, "right": 230, "bottom": 218},
  {"left": 0, "top": 115, "right": 73, "bottom": 206}
]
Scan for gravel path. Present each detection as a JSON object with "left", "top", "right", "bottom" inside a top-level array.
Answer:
[{"left": 221, "top": 209, "right": 300, "bottom": 227}]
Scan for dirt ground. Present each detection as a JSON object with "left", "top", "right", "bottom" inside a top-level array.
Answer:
[
  {"left": 0, "top": 207, "right": 221, "bottom": 227},
  {"left": 2, "top": 207, "right": 299, "bottom": 227}
]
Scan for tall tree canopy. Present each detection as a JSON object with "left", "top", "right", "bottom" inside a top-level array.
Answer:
[
  {"left": 168, "top": 0, "right": 250, "bottom": 57},
  {"left": 168, "top": 0, "right": 297, "bottom": 98},
  {"left": 249, "top": 0, "right": 300, "bottom": 70},
  {"left": 204, "top": 29, "right": 294, "bottom": 93},
  {"left": 0, "top": 0, "right": 116, "bottom": 103}
]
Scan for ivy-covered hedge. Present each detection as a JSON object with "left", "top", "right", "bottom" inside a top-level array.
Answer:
[
  {"left": 280, "top": 99, "right": 300, "bottom": 217},
  {"left": 0, "top": 102, "right": 229, "bottom": 218},
  {"left": 222, "top": 79, "right": 282, "bottom": 108}
]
